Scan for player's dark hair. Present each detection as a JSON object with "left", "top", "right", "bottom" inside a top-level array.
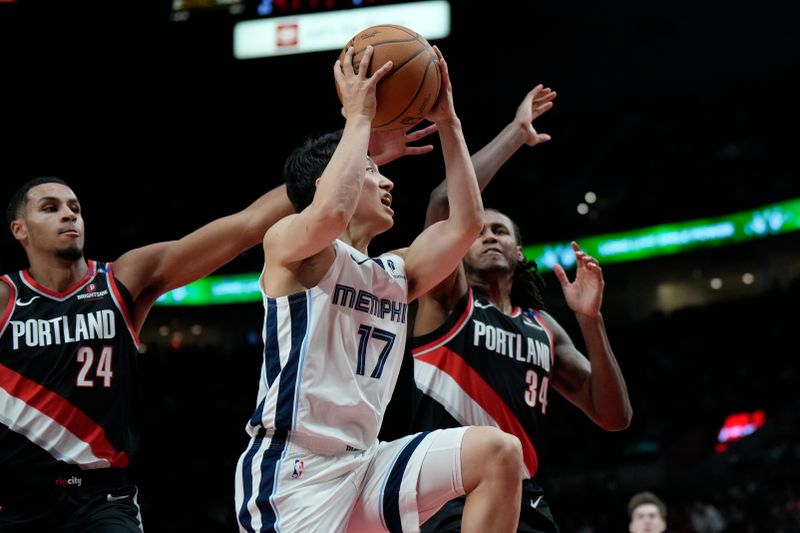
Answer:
[
  {"left": 284, "top": 130, "right": 344, "bottom": 212},
  {"left": 487, "top": 208, "right": 547, "bottom": 311},
  {"left": 7, "top": 177, "right": 70, "bottom": 226},
  {"left": 628, "top": 491, "right": 667, "bottom": 520}
]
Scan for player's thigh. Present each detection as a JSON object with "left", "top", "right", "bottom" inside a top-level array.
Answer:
[
  {"left": 419, "top": 497, "right": 464, "bottom": 533},
  {"left": 348, "top": 428, "right": 468, "bottom": 533},
  {"left": 236, "top": 434, "right": 366, "bottom": 533}
]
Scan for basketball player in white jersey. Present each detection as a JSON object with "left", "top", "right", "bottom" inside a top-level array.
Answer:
[{"left": 234, "top": 45, "right": 526, "bottom": 533}]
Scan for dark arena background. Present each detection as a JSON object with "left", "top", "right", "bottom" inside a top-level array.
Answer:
[{"left": 2, "top": 0, "right": 800, "bottom": 531}]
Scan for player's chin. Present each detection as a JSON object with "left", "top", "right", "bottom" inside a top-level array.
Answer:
[
  {"left": 373, "top": 211, "right": 394, "bottom": 232},
  {"left": 55, "top": 245, "right": 84, "bottom": 261},
  {"left": 479, "top": 258, "right": 511, "bottom": 273}
]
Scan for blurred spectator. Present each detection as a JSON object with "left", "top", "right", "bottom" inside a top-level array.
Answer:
[
  {"left": 628, "top": 491, "right": 667, "bottom": 533},
  {"left": 689, "top": 501, "right": 725, "bottom": 533}
]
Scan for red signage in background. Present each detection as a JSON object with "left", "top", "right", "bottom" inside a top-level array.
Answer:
[{"left": 715, "top": 410, "right": 766, "bottom": 452}]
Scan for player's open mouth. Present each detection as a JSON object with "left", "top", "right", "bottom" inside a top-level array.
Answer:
[{"left": 381, "top": 194, "right": 392, "bottom": 207}]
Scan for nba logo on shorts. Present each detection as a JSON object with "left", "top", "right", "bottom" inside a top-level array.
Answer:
[{"left": 292, "top": 459, "right": 304, "bottom": 479}]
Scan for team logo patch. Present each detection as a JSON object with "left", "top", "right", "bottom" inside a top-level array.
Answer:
[
  {"left": 77, "top": 286, "right": 109, "bottom": 301},
  {"left": 291, "top": 459, "right": 304, "bottom": 479}
]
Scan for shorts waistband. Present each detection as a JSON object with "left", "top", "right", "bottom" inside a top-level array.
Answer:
[{"left": 258, "top": 428, "right": 368, "bottom": 456}]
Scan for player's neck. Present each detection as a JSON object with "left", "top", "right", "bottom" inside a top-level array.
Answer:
[
  {"left": 472, "top": 274, "right": 515, "bottom": 315},
  {"left": 26, "top": 254, "right": 89, "bottom": 293},
  {"left": 340, "top": 221, "right": 374, "bottom": 255}
]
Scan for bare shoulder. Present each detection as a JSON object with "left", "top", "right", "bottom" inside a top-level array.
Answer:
[
  {"left": 389, "top": 247, "right": 409, "bottom": 259},
  {"left": 538, "top": 309, "right": 563, "bottom": 332},
  {"left": 262, "top": 212, "right": 298, "bottom": 252},
  {"left": 110, "top": 242, "right": 171, "bottom": 300},
  {"left": 0, "top": 277, "right": 10, "bottom": 311}
]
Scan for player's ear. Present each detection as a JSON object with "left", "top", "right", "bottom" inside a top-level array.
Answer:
[
  {"left": 10, "top": 219, "right": 27, "bottom": 243},
  {"left": 516, "top": 246, "right": 524, "bottom": 261}
]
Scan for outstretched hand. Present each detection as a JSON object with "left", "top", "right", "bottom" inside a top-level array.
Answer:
[
  {"left": 515, "top": 84, "right": 556, "bottom": 147},
  {"left": 369, "top": 123, "right": 438, "bottom": 166},
  {"left": 552, "top": 242, "right": 604, "bottom": 317}
]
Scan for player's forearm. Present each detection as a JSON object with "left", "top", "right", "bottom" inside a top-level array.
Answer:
[
  {"left": 436, "top": 118, "right": 483, "bottom": 235},
  {"left": 315, "top": 118, "right": 372, "bottom": 221},
  {"left": 425, "top": 120, "right": 526, "bottom": 227},
  {"left": 471, "top": 120, "right": 528, "bottom": 190},
  {"left": 576, "top": 312, "right": 633, "bottom": 431}
]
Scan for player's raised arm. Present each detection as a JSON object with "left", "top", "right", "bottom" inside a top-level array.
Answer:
[
  {"left": 402, "top": 46, "right": 483, "bottom": 302},
  {"left": 426, "top": 84, "right": 555, "bottom": 227},
  {"left": 112, "top": 184, "right": 294, "bottom": 331},
  {"left": 263, "top": 46, "right": 393, "bottom": 268},
  {"left": 413, "top": 84, "right": 556, "bottom": 323}
]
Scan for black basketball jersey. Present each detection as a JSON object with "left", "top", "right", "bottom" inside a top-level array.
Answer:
[
  {"left": 411, "top": 287, "right": 554, "bottom": 478},
  {"left": 0, "top": 260, "right": 141, "bottom": 471}
]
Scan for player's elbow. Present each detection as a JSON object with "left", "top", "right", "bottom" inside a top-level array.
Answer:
[
  {"left": 461, "top": 205, "right": 484, "bottom": 238},
  {"left": 600, "top": 407, "right": 633, "bottom": 432},
  {"left": 324, "top": 209, "right": 351, "bottom": 236},
  {"left": 311, "top": 201, "right": 351, "bottom": 235}
]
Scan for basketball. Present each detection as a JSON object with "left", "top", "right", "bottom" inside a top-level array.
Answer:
[{"left": 337, "top": 24, "right": 441, "bottom": 131}]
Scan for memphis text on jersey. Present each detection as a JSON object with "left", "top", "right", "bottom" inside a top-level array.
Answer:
[
  {"left": 9, "top": 309, "right": 117, "bottom": 350},
  {"left": 332, "top": 283, "right": 408, "bottom": 324}
]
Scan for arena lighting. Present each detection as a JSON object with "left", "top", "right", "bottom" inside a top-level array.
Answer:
[
  {"left": 524, "top": 196, "right": 800, "bottom": 272},
  {"left": 155, "top": 196, "right": 800, "bottom": 306},
  {"left": 156, "top": 273, "right": 262, "bottom": 306},
  {"left": 233, "top": 0, "right": 451, "bottom": 59}
]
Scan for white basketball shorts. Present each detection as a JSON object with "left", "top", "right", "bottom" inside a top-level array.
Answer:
[{"left": 235, "top": 427, "right": 467, "bottom": 533}]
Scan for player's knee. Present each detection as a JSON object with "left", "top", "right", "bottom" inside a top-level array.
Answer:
[
  {"left": 462, "top": 427, "right": 524, "bottom": 494},
  {"left": 494, "top": 432, "right": 523, "bottom": 476},
  {"left": 476, "top": 428, "right": 523, "bottom": 476}
]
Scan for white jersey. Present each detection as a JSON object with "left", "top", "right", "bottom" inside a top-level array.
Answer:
[{"left": 246, "top": 239, "right": 409, "bottom": 451}]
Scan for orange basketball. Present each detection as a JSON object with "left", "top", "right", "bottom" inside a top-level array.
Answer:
[{"left": 336, "top": 24, "right": 441, "bottom": 131}]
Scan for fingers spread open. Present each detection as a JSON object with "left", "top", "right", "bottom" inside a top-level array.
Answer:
[{"left": 553, "top": 263, "right": 570, "bottom": 287}]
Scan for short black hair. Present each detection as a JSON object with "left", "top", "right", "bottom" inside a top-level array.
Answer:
[
  {"left": 628, "top": 491, "right": 667, "bottom": 520},
  {"left": 283, "top": 130, "right": 343, "bottom": 212},
  {"left": 7, "top": 177, "right": 70, "bottom": 226}
]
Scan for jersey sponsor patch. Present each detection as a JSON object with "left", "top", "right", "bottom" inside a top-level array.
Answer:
[{"left": 55, "top": 475, "right": 83, "bottom": 488}]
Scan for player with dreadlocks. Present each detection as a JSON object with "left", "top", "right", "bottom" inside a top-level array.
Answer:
[{"left": 409, "top": 85, "right": 632, "bottom": 532}]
